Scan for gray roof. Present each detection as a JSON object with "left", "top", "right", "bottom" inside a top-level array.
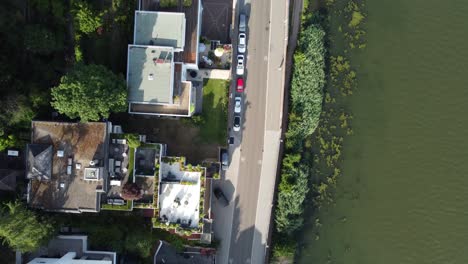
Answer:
[
  {"left": 0, "top": 170, "right": 19, "bottom": 191},
  {"left": 27, "top": 144, "right": 53, "bottom": 181},
  {"left": 134, "top": 11, "right": 186, "bottom": 50},
  {"left": 127, "top": 45, "right": 174, "bottom": 104}
]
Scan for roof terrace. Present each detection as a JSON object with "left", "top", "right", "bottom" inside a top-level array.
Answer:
[
  {"left": 158, "top": 157, "right": 202, "bottom": 229},
  {"left": 27, "top": 121, "right": 109, "bottom": 213}
]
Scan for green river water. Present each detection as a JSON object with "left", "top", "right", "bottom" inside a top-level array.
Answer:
[{"left": 298, "top": 0, "right": 468, "bottom": 263}]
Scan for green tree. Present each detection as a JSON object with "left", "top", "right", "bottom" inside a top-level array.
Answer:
[
  {"left": 0, "top": 134, "right": 17, "bottom": 151},
  {"left": 124, "top": 134, "right": 141, "bottom": 149},
  {"left": 72, "top": 1, "right": 103, "bottom": 34},
  {"left": 51, "top": 64, "right": 127, "bottom": 122},
  {"left": 0, "top": 201, "right": 55, "bottom": 252},
  {"left": 24, "top": 24, "right": 61, "bottom": 55},
  {"left": 290, "top": 25, "right": 326, "bottom": 140}
]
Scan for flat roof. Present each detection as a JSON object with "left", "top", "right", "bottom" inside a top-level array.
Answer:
[
  {"left": 28, "top": 121, "right": 108, "bottom": 212},
  {"left": 134, "top": 11, "right": 186, "bottom": 50},
  {"left": 159, "top": 160, "right": 202, "bottom": 228},
  {"left": 127, "top": 45, "right": 174, "bottom": 104}
]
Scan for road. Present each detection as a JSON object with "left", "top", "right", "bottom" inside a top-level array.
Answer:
[{"left": 212, "top": 0, "right": 289, "bottom": 263}]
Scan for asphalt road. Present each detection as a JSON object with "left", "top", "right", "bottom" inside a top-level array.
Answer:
[{"left": 212, "top": 0, "right": 289, "bottom": 263}]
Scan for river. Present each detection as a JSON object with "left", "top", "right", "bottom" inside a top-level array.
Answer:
[{"left": 298, "top": 0, "right": 468, "bottom": 263}]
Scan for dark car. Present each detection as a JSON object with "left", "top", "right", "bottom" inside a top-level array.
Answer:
[
  {"left": 214, "top": 187, "right": 229, "bottom": 207},
  {"left": 220, "top": 149, "right": 229, "bottom": 170},
  {"left": 233, "top": 115, "right": 241, "bottom": 132}
]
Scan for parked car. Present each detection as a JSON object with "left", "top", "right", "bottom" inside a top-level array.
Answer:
[
  {"left": 239, "top": 14, "right": 246, "bottom": 32},
  {"left": 214, "top": 187, "right": 229, "bottom": 207},
  {"left": 233, "top": 114, "right": 241, "bottom": 132},
  {"left": 238, "top": 33, "right": 246, "bottom": 53},
  {"left": 228, "top": 136, "right": 234, "bottom": 145},
  {"left": 234, "top": 96, "right": 242, "bottom": 113},
  {"left": 237, "top": 78, "right": 245, "bottom": 92},
  {"left": 236, "top": 55, "right": 244, "bottom": 76},
  {"left": 220, "top": 149, "right": 229, "bottom": 170}
]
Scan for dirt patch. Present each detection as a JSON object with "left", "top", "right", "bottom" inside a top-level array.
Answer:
[{"left": 111, "top": 114, "right": 219, "bottom": 164}]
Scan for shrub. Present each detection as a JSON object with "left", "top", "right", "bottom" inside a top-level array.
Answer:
[
  {"left": 124, "top": 134, "right": 141, "bottom": 149},
  {"left": 121, "top": 183, "right": 143, "bottom": 201}
]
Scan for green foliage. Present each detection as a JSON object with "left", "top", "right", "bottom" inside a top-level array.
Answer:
[
  {"left": 124, "top": 229, "right": 153, "bottom": 258},
  {"left": 160, "top": 0, "right": 178, "bottom": 8},
  {"left": 183, "top": 0, "right": 192, "bottom": 7},
  {"left": 288, "top": 25, "right": 326, "bottom": 150},
  {"left": 24, "top": 25, "right": 62, "bottom": 55},
  {"left": 51, "top": 63, "right": 127, "bottom": 122},
  {"left": 0, "top": 201, "right": 55, "bottom": 252},
  {"left": 72, "top": 1, "right": 103, "bottom": 35},
  {"left": 124, "top": 134, "right": 141, "bottom": 149},
  {"left": 272, "top": 235, "right": 296, "bottom": 261},
  {"left": 0, "top": 135, "right": 17, "bottom": 152},
  {"left": 101, "top": 201, "right": 132, "bottom": 211},
  {"left": 275, "top": 157, "right": 310, "bottom": 234}
]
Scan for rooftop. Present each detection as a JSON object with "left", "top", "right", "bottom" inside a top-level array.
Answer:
[
  {"left": 127, "top": 45, "right": 174, "bottom": 104},
  {"left": 159, "top": 159, "right": 202, "bottom": 229},
  {"left": 27, "top": 121, "right": 108, "bottom": 213},
  {"left": 26, "top": 235, "right": 116, "bottom": 264},
  {"left": 134, "top": 11, "right": 186, "bottom": 50}
]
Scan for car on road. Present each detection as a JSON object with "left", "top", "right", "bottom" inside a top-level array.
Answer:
[
  {"left": 236, "top": 55, "right": 244, "bottom": 76},
  {"left": 214, "top": 187, "right": 229, "bottom": 207},
  {"left": 239, "top": 14, "right": 246, "bottom": 32},
  {"left": 220, "top": 149, "right": 229, "bottom": 170},
  {"left": 234, "top": 96, "right": 242, "bottom": 113},
  {"left": 236, "top": 78, "right": 244, "bottom": 92},
  {"left": 233, "top": 114, "right": 241, "bottom": 132},
  {"left": 238, "top": 33, "right": 246, "bottom": 53}
]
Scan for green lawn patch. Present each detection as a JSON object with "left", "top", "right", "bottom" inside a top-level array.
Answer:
[
  {"left": 101, "top": 200, "right": 133, "bottom": 211},
  {"left": 197, "top": 79, "right": 229, "bottom": 145},
  {"left": 128, "top": 147, "right": 135, "bottom": 182}
]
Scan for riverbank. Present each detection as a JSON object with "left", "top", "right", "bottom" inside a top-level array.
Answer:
[
  {"left": 297, "top": 0, "right": 468, "bottom": 263},
  {"left": 271, "top": 0, "right": 367, "bottom": 262}
]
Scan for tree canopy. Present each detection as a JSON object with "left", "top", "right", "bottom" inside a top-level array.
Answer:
[
  {"left": 51, "top": 63, "right": 127, "bottom": 122},
  {"left": 0, "top": 201, "right": 55, "bottom": 252},
  {"left": 121, "top": 183, "right": 143, "bottom": 201},
  {"left": 288, "top": 25, "right": 326, "bottom": 148}
]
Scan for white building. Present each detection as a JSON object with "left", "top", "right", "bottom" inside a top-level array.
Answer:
[{"left": 26, "top": 236, "right": 116, "bottom": 264}]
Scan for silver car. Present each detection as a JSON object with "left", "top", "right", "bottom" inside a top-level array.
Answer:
[
  {"left": 238, "top": 33, "right": 246, "bottom": 53},
  {"left": 236, "top": 55, "right": 244, "bottom": 76},
  {"left": 234, "top": 96, "right": 242, "bottom": 113}
]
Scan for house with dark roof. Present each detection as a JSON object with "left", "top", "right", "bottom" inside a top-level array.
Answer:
[
  {"left": 26, "top": 121, "right": 112, "bottom": 213},
  {"left": 0, "top": 150, "right": 25, "bottom": 193},
  {"left": 127, "top": 1, "right": 203, "bottom": 117}
]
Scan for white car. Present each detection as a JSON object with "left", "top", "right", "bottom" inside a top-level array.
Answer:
[
  {"left": 234, "top": 96, "right": 242, "bottom": 113},
  {"left": 236, "top": 55, "right": 244, "bottom": 76},
  {"left": 238, "top": 33, "right": 246, "bottom": 53}
]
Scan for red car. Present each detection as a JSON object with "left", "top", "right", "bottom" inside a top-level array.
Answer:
[{"left": 236, "top": 78, "right": 244, "bottom": 92}]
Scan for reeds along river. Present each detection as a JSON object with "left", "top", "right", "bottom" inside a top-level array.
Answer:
[{"left": 298, "top": 0, "right": 468, "bottom": 263}]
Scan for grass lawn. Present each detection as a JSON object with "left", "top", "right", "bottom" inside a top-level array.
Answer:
[{"left": 198, "top": 79, "right": 229, "bottom": 145}]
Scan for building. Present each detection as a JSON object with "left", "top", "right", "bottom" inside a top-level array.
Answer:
[
  {"left": 0, "top": 150, "right": 24, "bottom": 193},
  {"left": 153, "top": 156, "right": 212, "bottom": 242},
  {"left": 26, "top": 121, "right": 112, "bottom": 213},
  {"left": 25, "top": 235, "right": 116, "bottom": 264},
  {"left": 127, "top": 1, "right": 203, "bottom": 117}
]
